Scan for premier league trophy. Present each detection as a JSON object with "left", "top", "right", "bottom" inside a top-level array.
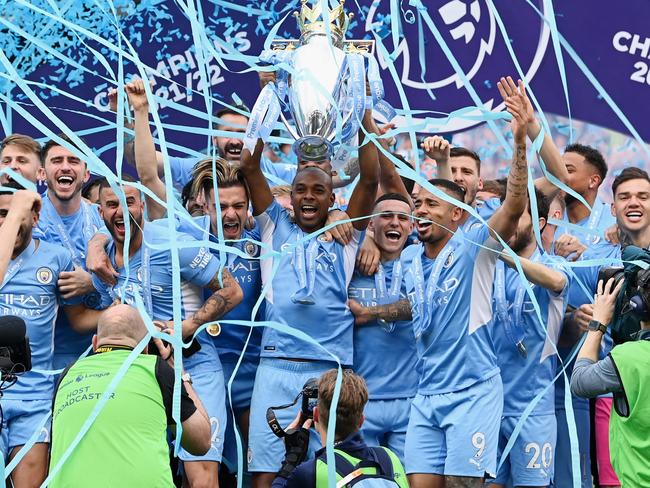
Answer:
[{"left": 245, "top": 0, "right": 390, "bottom": 169}]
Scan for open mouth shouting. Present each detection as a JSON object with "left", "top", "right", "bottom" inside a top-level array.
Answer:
[
  {"left": 222, "top": 220, "right": 241, "bottom": 239},
  {"left": 385, "top": 229, "right": 403, "bottom": 242},
  {"left": 113, "top": 217, "right": 126, "bottom": 237},
  {"left": 416, "top": 219, "right": 433, "bottom": 235},
  {"left": 300, "top": 204, "right": 318, "bottom": 219},
  {"left": 224, "top": 142, "right": 243, "bottom": 160},
  {"left": 56, "top": 175, "right": 75, "bottom": 191}
]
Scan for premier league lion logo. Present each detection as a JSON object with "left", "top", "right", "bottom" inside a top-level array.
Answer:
[{"left": 361, "top": 0, "right": 550, "bottom": 132}]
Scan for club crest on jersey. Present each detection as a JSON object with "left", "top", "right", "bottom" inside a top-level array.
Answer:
[
  {"left": 36, "top": 267, "right": 53, "bottom": 284},
  {"left": 444, "top": 252, "right": 454, "bottom": 268},
  {"left": 244, "top": 242, "right": 259, "bottom": 257}
]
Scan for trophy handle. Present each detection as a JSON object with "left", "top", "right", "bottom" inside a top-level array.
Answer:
[{"left": 279, "top": 111, "right": 300, "bottom": 140}]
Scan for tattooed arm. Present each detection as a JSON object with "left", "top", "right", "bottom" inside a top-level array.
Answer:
[
  {"left": 182, "top": 269, "right": 243, "bottom": 338},
  {"left": 347, "top": 298, "right": 413, "bottom": 326},
  {"left": 487, "top": 80, "right": 530, "bottom": 243}
]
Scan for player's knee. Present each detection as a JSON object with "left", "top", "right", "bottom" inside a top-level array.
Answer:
[
  {"left": 183, "top": 461, "right": 219, "bottom": 488},
  {"left": 444, "top": 474, "right": 484, "bottom": 488},
  {"left": 252, "top": 471, "right": 276, "bottom": 488}
]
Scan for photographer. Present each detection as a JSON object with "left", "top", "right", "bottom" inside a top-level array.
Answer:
[
  {"left": 272, "top": 369, "right": 408, "bottom": 488},
  {"left": 571, "top": 278, "right": 650, "bottom": 486},
  {"left": 48, "top": 305, "right": 211, "bottom": 487}
]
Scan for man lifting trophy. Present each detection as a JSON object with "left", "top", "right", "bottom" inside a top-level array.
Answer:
[{"left": 245, "top": 0, "right": 392, "bottom": 169}]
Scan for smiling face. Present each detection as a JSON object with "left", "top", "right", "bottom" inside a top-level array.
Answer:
[
  {"left": 449, "top": 155, "right": 482, "bottom": 205},
  {"left": 370, "top": 199, "right": 412, "bottom": 256},
  {"left": 613, "top": 178, "right": 650, "bottom": 236},
  {"left": 211, "top": 113, "right": 247, "bottom": 162},
  {"left": 0, "top": 145, "right": 44, "bottom": 185},
  {"left": 0, "top": 193, "right": 38, "bottom": 257},
  {"left": 99, "top": 185, "right": 144, "bottom": 246},
  {"left": 291, "top": 168, "right": 335, "bottom": 233},
  {"left": 204, "top": 185, "right": 249, "bottom": 240},
  {"left": 413, "top": 186, "right": 463, "bottom": 244},
  {"left": 44, "top": 145, "right": 89, "bottom": 202}
]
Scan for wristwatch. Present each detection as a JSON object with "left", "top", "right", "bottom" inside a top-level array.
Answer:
[
  {"left": 181, "top": 372, "right": 193, "bottom": 385},
  {"left": 587, "top": 320, "right": 608, "bottom": 334}
]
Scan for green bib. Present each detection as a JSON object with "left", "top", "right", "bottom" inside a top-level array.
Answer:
[
  {"left": 315, "top": 447, "right": 408, "bottom": 488},
  {"left": 49, "top": 350, "right": 174, "bottom": 488},
  {"left": 609, "top": 341, "right": 650, "bottom": 487}
]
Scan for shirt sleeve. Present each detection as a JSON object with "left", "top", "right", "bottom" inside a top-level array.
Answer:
[
  {"left": 91, "top": 273, "right": 115, "bottom": 309},
  {"left": 254, "top": 199, "right": 294, "bottom": 247},
  {"left": 57, "top": 251, "right": 84, "bottom": 306},
  {"left": 177, "top": 237, "right": 222, "bottom": 288},
  {"left": 261, "top": 156, "right": 297, "bottom": 186},
  {"left": 168, "top": 156, "right": 200, "bottom": 191},
  {"left": 570, "top": 356, "right": 623, "bottom": 398},
  {"left": 464, "top": 225, "right": 497, "bottom": 261},
  {"left": 154, "top": 357, "right": 197, "bottom": 424}
]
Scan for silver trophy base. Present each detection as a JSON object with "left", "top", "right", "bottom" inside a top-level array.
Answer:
[{"left": 292, "top": 136, "right": 334, "bottom": 163}]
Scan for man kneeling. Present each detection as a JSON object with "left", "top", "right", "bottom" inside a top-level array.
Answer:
[{"left": 272, "top": 369, "right": 408, "bottom": 488}]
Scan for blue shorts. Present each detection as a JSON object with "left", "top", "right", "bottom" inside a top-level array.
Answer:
[
  {"left": 248, "top": 358, "right": 333, "bottom": 473},
  {"left": 0, "top": 398, "right": 51, "bottom": 458},
  {"left": 361, "top": 397, "right": 412, "bottom": 463},
  {"left": 221, "top": 358, "right": 258, "bottom": 471},
  {"left": 493, "top": 414, "right": 556, "bottom": 486},
  {"left": 553, "top": 398, "right": 591, "bottom": 488},
  {"left": 222, "top": 358, "right": 258, "bottom": 413},
  {"left": 404, "top": 374, "right": 503, "bottom": 478},
  {"left": 178, "top": 370, "right": 227, "bottom": 463}
]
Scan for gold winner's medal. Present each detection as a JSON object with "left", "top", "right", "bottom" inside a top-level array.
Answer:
[{"left": 207, "top": 323, "right": 221, "bottom": 337}]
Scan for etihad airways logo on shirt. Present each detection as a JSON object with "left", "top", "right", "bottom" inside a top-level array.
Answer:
[
  {"left": 407, "top": 277, "right": 460, "bottom": 306},
  {"left": 279, "top": 243, "right": 338, "bottom": 263}
]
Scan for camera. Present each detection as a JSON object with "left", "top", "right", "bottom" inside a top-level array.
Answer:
[
  {"left": 266, "top": 378, "right": 319, "bottom": 438},
  {"left": 300, "top": 378, "right": 319, "bottom": 420},
  {"left": 0, "top": 315, "right": 31, "bottom": 382}
]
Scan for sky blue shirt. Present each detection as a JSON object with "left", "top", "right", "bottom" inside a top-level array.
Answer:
[
  {"left": 168, "top": 155, "right": 297, "bottom": 191},
  {"left": 402, "top": 226, "right": 500, "bottom": 394},
  {"left": 255, "top": 200, "right": 360, "bottom": 365},
  {"left": 491, "top": 251, "right": 571, "bottom": 416},
  {"left": 348, "top": 260, "right": 418, "bottom": 399},
  {"left": 178, "top": 215, "right": 264, "bottom": 364},
  {"left": 91, "top": 219, "right": 222, "bottom": 373},
  {"left": 36, "top": 195, "right": 108, "bottom": 362},
  {"left": 2, "top": 240, "right": 79, "bottom": 400},
  {"left": 555, "top": 197, "right": 616, "bottom": 246}
]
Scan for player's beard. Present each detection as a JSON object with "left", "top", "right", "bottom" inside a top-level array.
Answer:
[{"left": 510, "top": 227, "right": 533, "bottom": 254}]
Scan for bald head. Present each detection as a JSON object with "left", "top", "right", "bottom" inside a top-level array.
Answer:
[{"left": 96, "top": 305, "right": 148, "bottom": 347}]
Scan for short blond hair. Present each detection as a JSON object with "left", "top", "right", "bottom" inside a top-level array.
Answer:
[
  {"left": 1, "top": 134, "right": 41, "bottom": 158},
  {"left": 317, "top": 369, "right": 368, "bottom": 440},
  {"left": 271, "top": 185, "right": 291, "bottom": 198},
  {"left": 191, "top": 157, "right": 249, "bottom": 202}
]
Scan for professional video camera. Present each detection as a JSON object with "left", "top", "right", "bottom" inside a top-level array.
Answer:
[
  {"left": 598, "top": 245, "right": 650, "bottom": 343},
  {"left": 0, "top": 315, "right": 31, "bottom": 383}
]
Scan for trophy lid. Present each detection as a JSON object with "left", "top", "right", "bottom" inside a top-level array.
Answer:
[{"left": 294, "top": 0, "right": 353, "bottom": 46}]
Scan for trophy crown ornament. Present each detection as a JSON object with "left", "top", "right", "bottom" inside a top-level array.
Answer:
[{"left": 293, "top": 0, "right": 354, "bottom": 45}]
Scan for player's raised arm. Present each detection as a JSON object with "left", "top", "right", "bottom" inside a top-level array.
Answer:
[
  {"left": 240, "top": 139, "right": 274, "bottom": 216},
  {"left": 497, "top": 76, "right": 568, "bottom": 197},
  {"left": 499, "top": 252, "right": 567, "bottom": 294},
  {"left": 126, "top": 79, "right": 167, "bottom": 220},
  {"left": 345, "top": 111, "right": 380, "bottom": 230},
  {"left": 487, "top": 81, "right": 529, "bottom": 242}
]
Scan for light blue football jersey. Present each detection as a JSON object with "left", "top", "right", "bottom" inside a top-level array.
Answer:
[
  {"left": 402, "top": 226, "right": 501, "bottom": 394},
  {"left": 36, "top": 195, "right": 107, "bottom": 364},
  {"left": 168, "top": 155, "right": 297, "bottom": 191},
  {"left": 348, "top": 259, "right": 418, "bottom": 399},
  {"left": 1, "top": 240, "right": 80, "bottom": 400},
  {"left": 554, "top": 197, "right": 616, "bottom": 246},
  {"left": 255, "top": 200, "right": 359, "bottom": 365},
  {"left": 491, "top": 251, "right": 571, "bottom": 415},
  {"left": 91, "top": 219, "right": 222, "bottom": 372}
]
